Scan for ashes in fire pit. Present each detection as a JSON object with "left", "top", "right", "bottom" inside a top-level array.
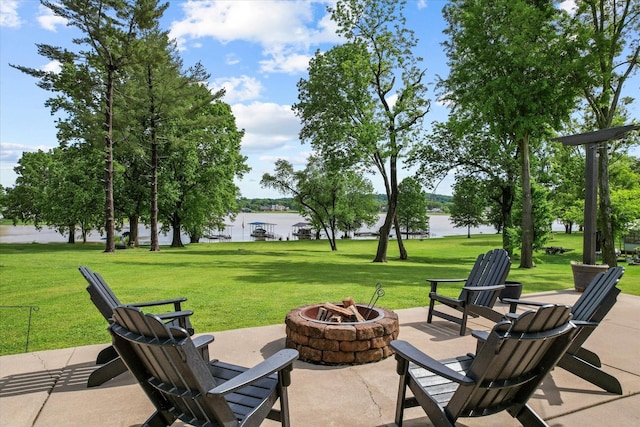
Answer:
[{"left": 285, "top": 298, "right": 399, "bottom": 365}]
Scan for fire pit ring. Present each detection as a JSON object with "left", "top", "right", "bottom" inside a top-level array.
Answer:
[{"left": 285, "top": 303, "right": 399, "bottom": 365}]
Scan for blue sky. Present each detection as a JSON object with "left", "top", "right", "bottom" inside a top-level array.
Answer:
[{"left": 0, "top": 0, "right": 637, "bottom": 199}]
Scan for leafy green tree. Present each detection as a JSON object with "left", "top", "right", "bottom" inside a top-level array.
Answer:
[
  {"left": 0, "top": 185, "right": 6, "bottom": 218},
  {"left": 118, "top": 24, "right": 216, "bottom": 250},
  {"left": 261, "top": 158, "right": 377, "bottom": 251},
  {"left": 294, "top": 0, "right": 429, "bottom": 262},
  {"left": 180, "top": 100, "right": 248, "bottom": 244},
  {"left": 158, "top": 93, "right": 248, "bottom": 248},
  {"left": 12, "top": 0, "right": 169, "bottom": 252},
  {"left": 568, "top": 0, "right": 640, "bottom": 266},
  {"left": 508, "top": 182, "right": 555, "bottom": 259},
  {"left": 410, "top": 116, "right": 518, "bottom": 252},
  {"left": 610, "top": 188, "right": 640, "bottom": 245},
  {"left": 396, "top": 177, "right": 429, "bottom": 239},
  {"left": 440, "top": 0, "right": 583, "bottom": 267},
  {"left": 545, "top": 140, "right": 586, "bottom": 233},
  {"left": 5, "top": 146, "right": 103, "bottom": 242},
  {"left": 449, "top": 176, "right": 487, "bottom": 239}
]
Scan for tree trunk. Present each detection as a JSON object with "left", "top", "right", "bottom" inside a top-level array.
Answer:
[
  {"left": 170, "top": 215, "right": 184, "bottom": 248},
  {"left": 374, "top": 153, "right": 398, "bottom": 263},
  {"left": 104, "top": 68, "right": 116, "bottom": 253},
  {"left": 128, "top": 215, "right": 139, "bottom": 247},
  {"left": 148, "top": 66, "right": 160, "bottom": 252},
  {"left": 598, "top": 144, "right": 617, "bottom": 267},
  {"left": 394, "top": 215, "right": 407, "bottom": 260},
  {"left": 67, "top": 225, "right": 75, "bottom": 244},
  {"left": 467, "top": 225, "right": 471, "bottom": 238},
  {"left": 500, "top": 185, "right": 514, "bottom": 256},
  {"left": 519, "top": 134, "right": 534, "bottom": 268}
]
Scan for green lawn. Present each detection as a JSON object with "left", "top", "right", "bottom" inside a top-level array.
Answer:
[{"left": 1, "top": 232, "right": 637, "bottom": 355}]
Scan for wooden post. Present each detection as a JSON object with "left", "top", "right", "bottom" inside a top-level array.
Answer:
[{"left": 583, "top": 143, "right": 598, "bottom": 265}]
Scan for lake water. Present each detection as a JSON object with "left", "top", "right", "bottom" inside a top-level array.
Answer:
[{"left": 0, "top": 213, "right": 565, "bottom": 244}]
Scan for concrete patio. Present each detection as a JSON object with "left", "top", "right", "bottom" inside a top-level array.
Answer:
[{"left": 2, "top": 290, "right": 639, "bottom": 426}]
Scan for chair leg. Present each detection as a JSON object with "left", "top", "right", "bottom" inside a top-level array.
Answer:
[
  {"left": 96, "top": 345, "right": 119, "bottom": 364},
  {"left": 573, "top": 347, "right": 601, "bottom": 367},
  {"left": 513, "top": 403, "right": 549, "bottom": 427},
  {"left": 394, "top": 358, "right": 410, "bottom": 427},
  {"left": 87, "top": 356, "right": 127, "bottom": 387},
  {"left": 427, "top": 298, "right": 435, "bottom": 324},
  {"left": 459, "top": 307, "right": 468, "bottom": 336},
  {"left": 557, "top": 354, "right": 622, "bottom": 395}
]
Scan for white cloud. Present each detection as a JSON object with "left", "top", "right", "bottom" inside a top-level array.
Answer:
[
  {"left": 169, "top": 1, "right": 341, "bottom": 74},
  {"left": 37, "top": 4, "right": 67, "bottom": 31},
  {"left": 211, "top": 75, "right": 263, "bottom": 103},
  {"left": 231, "top": 102, "right": 301, "bottom": 151},
  {"left": 0, "top": 0, "right": 21, "bottom": 28},
  {"left": 225, "top": 53, "right": 240, "bottom": 65},
  {"left": 0, "top": 142, "right": 52, "bottom": 164},
  {"left": 558, "top": 0, "right": 578, "bottom": 14},
  {"left": 42, "top": 60, "right": 62, "bottom": 74},
  {"left": 259, "top": 46, "right": 311, "bottom": 74},
  {"left": 417, "top": 0, "right": 428, "bottom": 9},
  {"left": 386, "top": 93, "right": 398, "bottom": 110}
]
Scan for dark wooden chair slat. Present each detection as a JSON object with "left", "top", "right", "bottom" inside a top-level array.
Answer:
[
  {"left": 506, "top": 266, "right": 624, "bottom": 394},
  {"left": 110, "top": 306, "right": 298, "bottom": 427},
  {"left": 79, "top": 265, "right": 196, "bottom": 387},
  {"left": 392, "top": 304, "right": 575, "bottom": 427},
  {"left": 427, "top": 249, "right": 511, "bottom": 335}
]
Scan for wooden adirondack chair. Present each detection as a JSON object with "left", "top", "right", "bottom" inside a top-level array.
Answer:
[
  {"left": 109, "top": 305, "right": 299, "bottom": 427},
  {"left": 505, "top": 266, "right": 625, "bottom": 394},
  {"left": 79, "top": 266, "right": 195, "bottom": 387},
  {"left": 391, "top": 304, "right": 575, "bottom": 427},
  {"left": 427, "top": 248, "right": 510, "bottom": 335}
]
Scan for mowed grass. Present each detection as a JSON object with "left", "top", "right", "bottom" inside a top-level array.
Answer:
[{"left": 1, "top": 232, "right": 638, "bottom": 355}]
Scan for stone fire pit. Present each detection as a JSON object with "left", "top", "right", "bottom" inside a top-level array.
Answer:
[{"left": 285, "top": 303, "right": 399, "bottom": 365}]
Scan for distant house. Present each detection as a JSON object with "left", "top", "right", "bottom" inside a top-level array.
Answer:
[{"left": 260, "top": 204, "right": 288, "bottom": 211}]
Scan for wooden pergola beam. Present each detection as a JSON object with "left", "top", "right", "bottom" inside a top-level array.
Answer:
[{"left": 553, "top": 125, "right": 640, "bottom": 265}]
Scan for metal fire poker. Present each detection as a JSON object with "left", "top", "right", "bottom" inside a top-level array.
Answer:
[{"left": 365, "top": 282, "right": 385, "bottom": 319}]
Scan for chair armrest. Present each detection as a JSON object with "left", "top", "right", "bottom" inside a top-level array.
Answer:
[
  {"left": 571, "top": 320, "right": 599, "bottom": 329},
  {"left": 427, "top": 278, "right": 467, "bottom": 292},
  {"left": 471, "top": 330, "right": 489, "bottom": 342},
  {"left": 155, "top": 310, "right": 193, "bottom": 320},
  {"left": 207, "top": 349, "right": 299, "bottom": 396},
  {"left": 462, "top": 284, "right": 505, "bottom": 292},
  {"left": 129, "top": 297, "right": 188, "bottom": 311},
  {"left": 192, "top": 335, "right": 214, "bottom": 348},
  {"left": 390, "top": 340, "right": 474, "bottom": 385},
  {"left": 503, "top": 298, "right": 545, "bottom": 313}
]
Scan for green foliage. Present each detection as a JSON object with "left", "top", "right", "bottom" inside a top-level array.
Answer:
[
  {"left": 610, "top": 188, "right": 640, "bottom": 240},
  {"left": 295, "top": 0, "right": 430, "bottom": 262},
  {"left": 568, "top": 0, "right": 640, "bottom": 266},
  {"left": 5, "top": 146, "right": 103, "bottom": 241},
  {"left": 396, "top": 177, "right": 429, "bottom": 237},
  {"left": 440, "top": 0, "right": 584, "bottom": 267},
  {"left": 507, "top": 182, "right": 555, "bottom": 257},
  {"left": 449, "top": 176, "right": 487, "bottom": 238},
  {"left": 261, "top": 158, "right": 378, "bottom": 250}
]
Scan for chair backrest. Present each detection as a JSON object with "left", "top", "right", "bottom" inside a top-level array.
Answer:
[
  {"left": 446, "top": 304, "right": 575, "bottom": 419},
  {"left": 461, "top": 249, "right": 511, "bottom": 306},
  {"left": 79, "top": 266, "right": 121, "bottom": 321},
  {"left": 566, "top": 266, "right": 624, "bottom": 354},
  {"left": 571, "top": 266, "right": 624, "bottom": 323},
  {"left": 110, "top": 306, "right": 237, "bottom": 426}
]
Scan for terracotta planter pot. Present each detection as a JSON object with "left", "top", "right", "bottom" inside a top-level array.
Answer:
[{"left": 570, "top": 261, "right": 609, "bottom": 292}]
